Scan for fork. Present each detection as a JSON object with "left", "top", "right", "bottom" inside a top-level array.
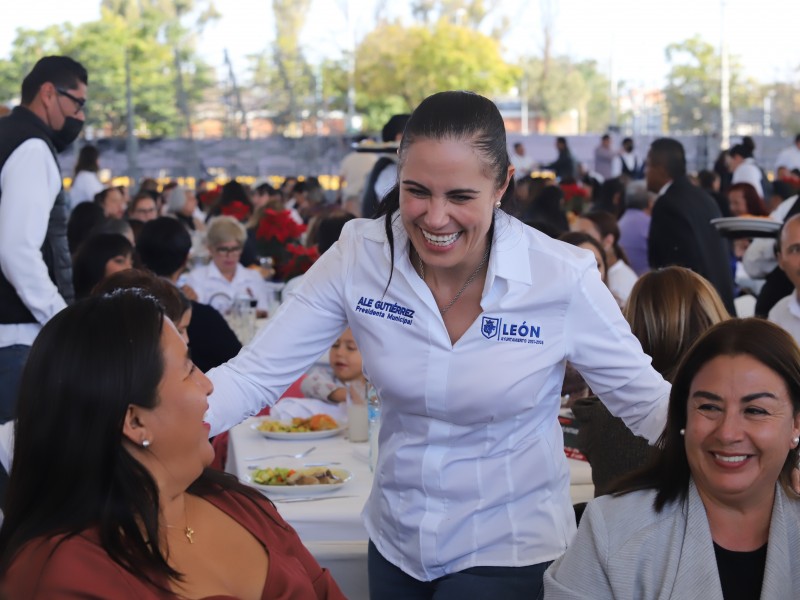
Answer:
[{"left": 244, "top": 446, "right": 316, "bottom": 461}]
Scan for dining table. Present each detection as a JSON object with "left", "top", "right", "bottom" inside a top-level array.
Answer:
[{"left": 226, "top": 417, "right": 595, "bottom": 600}]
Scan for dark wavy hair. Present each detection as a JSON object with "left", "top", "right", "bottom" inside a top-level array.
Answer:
[
  {"left": 0, "top": 290, "right": 279, "bottom": 588},
  {"left": 375, "top": 91, "right": 513, "bottom": 291},
  {"left": 617, "top": 318, "right": 800, "bottom": 511}
]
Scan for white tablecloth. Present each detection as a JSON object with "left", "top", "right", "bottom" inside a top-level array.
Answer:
[{"left": 226, "top": 418, "right": 594, "bottom": 599}]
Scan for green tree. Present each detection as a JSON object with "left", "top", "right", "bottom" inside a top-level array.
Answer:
[
  {"left": 519, "top": 55, "right": 610, "bottom": 133},
  {"left": 766, "top": 79, "right": 800, "bottom": 137},
  {"left": 245, "top": 0, "right": 315, "bottom": 131},
  {"left": 0, "top": 1, "right": 216, "bottom": 137},
  {"left": 354, "top": 19, "right": 518, "bottom": 130},
  {"left": 663, "top": 35, "right": 756, "bottom": 134}
]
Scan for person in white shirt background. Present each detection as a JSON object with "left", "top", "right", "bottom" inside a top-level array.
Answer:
[
  {"left": 183, "top": 216, "right": 270, "bottom": 317},
  {"left": 729, "top": 142, "right": 764, "bottom": 199},
  {"left": 509, "top": 141, "right": 535, "bottom": 180},
  {"left": 0, "top": 56, "right": 87, "bottom": 425},
  {"left": 68, "top": 144, "right": 104, "bottom": 209},
  {"left": 775, "top": 133, "right": 800, "bottom": 173},
  {"left": 204, "top": 91, "right": 670, "bottom": 599},
  {"left": 573, "top": 210, "right": 639, "bottom": 307}
]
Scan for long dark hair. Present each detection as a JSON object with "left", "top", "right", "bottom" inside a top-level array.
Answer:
[
  {"left": 375, "top": 91, "right": 514, "bottom": 291},
  {"left": 73, "top": 144, "right": 99, "bottom": 175},
  {"left": 616, "top": 318, "right": 800, "bottom": 510},
  {"left": 0, "top": 290, "right": 277, "bottom": 586}
]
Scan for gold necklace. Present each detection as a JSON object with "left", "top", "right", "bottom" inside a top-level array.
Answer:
[
  {"left": 165, "top": 497, "right": 195, "bottom": 544},
  {"left": 417, "top": 244, "right": 490, "bottom": 315}
]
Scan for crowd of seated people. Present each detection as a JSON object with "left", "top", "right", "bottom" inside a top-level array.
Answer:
[{"left": 6, "top": 117, "right": 800, "bottom": 597}]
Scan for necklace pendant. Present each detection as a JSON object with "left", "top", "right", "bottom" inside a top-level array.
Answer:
[{"left": 184, "top": 526, "right": 195, "bottom": 544}]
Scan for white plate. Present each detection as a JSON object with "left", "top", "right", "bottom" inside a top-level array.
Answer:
[
  {"left": 711, "top": 217, "right": 781, "bottom": 236},
  {"left": 250, "top": 420, "right": 346, "bottom": 440},
  {"left": 246, "top": 467, "right": 352, "bottom": 495}
]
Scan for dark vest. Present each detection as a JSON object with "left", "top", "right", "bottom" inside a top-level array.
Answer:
[
  {"left": 620, "top": 154, "right": 643, "bottom": 179},
  {"left": 0, "top": 107, "right": 73, "bottom": 324}
]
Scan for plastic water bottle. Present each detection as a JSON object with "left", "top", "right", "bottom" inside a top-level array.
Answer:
[{"left": 366, "top": 383, "right": 381, "bottom": 472}]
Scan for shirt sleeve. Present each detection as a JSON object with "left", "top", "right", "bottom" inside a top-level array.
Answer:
[
  {"left": 565, "top": 262, "right": 670, "bottom": 443},
  {"left": 205, "top": 242, "right": 349, "bottom": 435},
  {"left": 0, "top": 139, "right": 67, "bottom": 324},
  {"left": 300, "top": 366, "right": 340, "bottom": 400},
  {"left": 4, "top": 536, "right": 143, "bottom": 599},
  {"left": 543, "top": 500, "right": 614, "bottom": 599}
]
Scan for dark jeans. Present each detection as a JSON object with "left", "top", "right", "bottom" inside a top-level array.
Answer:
[
  {"left": 0, "top": 344, "right": 30, "bottom": 424},
  {"left": 368, "top": 541, "right": 552, "bottom": 600}
]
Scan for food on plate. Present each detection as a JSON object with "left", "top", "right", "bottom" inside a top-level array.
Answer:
[
  {"left": 251, "top": 466, "right": 346, "bottom": 486},
  {"left": 257, "top": 414, "right": 339, "bottom": 433}
]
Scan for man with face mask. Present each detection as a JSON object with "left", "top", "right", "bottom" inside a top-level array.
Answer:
[{"left": 0, "top": 56, "right": 87, "bottom": 424}]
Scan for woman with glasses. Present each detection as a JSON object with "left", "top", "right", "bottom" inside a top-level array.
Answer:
[{"left": 184, "top": 216, "right": 270, "bottom": 316}]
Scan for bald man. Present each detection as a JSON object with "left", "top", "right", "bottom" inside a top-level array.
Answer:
[{"left": 768, "top": 213, "right": 800, "bottom": 342}]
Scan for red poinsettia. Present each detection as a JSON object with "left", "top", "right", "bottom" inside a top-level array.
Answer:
[
  {"left": 254, "top": 209, "right": 317, "bottom": 281},
  {"left": 255, "top": 209, "right": 306, "bottom": 244},
  {"left": 280, "top": 243, "right": 320, "bottom": 281},
  {"left": 220, "top": 199, "right": 252, "bottom": 222}
]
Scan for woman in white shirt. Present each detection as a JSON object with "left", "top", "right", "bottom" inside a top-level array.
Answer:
[
  {"left": 205, "top": 91, "right": 670, "bottom": 599},
  {"left": 69, "top": 144, "right": 103, "bottom": 209},
  {"left": 574, "top": 210, "right": 639, "bottom": 307},
  {"left": 184, "top": 216, "right": 270, "bottom": 316}
]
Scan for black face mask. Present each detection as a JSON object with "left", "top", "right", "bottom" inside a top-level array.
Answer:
[{"left": 52, "top": 117, "right": 84, "bottom": 153}]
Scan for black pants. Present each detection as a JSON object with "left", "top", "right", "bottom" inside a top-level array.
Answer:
[{"left": 368, "top": 541, "right": 552, "bottom": 600}]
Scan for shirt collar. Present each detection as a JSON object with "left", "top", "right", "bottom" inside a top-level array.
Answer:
[
  {"left": 658, "top": 180, "right": 673, "bottom": 197},
  {"left": 789, "top": 293, "right": 800, "bottom": 320},
  {"left": 364, "top": 211, "right": 532, "bottom": 287},
  {"left": 207, "top": 260, "right": 235, "bottom": 282}
]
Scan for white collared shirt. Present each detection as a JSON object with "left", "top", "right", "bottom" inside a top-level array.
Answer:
[
  {"left": 206, "top": 213, "right": 669, "bottom": 580},
  {"left": 768, "top": 293, "right": 800, "bottom": 343},
  {"left": 184, "top": 261, "right": 271, "bottom": 314},
  {"left": 0, "top": 138, "right": 66, "bottom": 347}
]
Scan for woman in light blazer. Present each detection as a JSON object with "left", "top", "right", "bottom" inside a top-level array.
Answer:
[{"left": 545, "top": 318, "right": 800, "bottom": 599}]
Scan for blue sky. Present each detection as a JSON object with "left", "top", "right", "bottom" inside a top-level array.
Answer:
[{"left": 1, "top": 0, "right": 797, "bottom": 89}]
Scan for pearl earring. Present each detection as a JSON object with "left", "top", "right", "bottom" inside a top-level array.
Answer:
[
  {"left": 142, "top": 439, "right": 151, "bottom": 448},
  {"left": 495, "top": 200, "right": 501, "bottom": 209},
  {"left": 679, "top": 429, "right": 685, "bottom": 436},
  {"left": 793, "top": 437, "right": 799, "bottom": 446}
]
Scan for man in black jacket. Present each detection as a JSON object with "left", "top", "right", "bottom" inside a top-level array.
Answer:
[
  {"left": 0, "top": 56, "right": 87, "bottom": 423},
  {"left": 646, "top": 138, "right": 736, "bottom": 314}
]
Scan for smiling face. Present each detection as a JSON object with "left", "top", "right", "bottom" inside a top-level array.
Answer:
[
  {"left": 329, "top": 328, "right": 363, "bottom": 383},
  {"left": 144, "top": 320, "right": 214, "bottom": 482},
  {"left": 685, "top": 354, "right": 800, "bottom": 509},
  {"left": 399, "top": 138, "right": 510, "bottom": 272}
]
